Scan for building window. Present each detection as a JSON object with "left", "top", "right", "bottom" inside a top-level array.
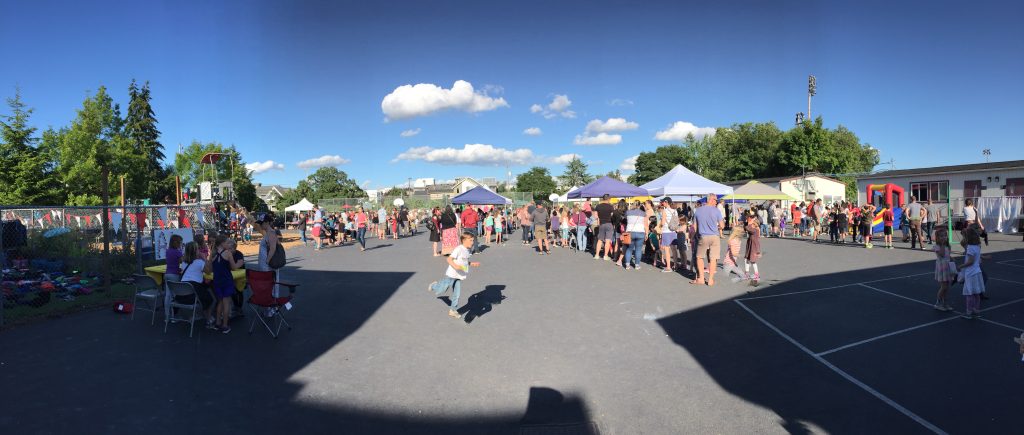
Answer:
[
  {"left": 910, "top": 181, "right": 948, "bottom": 202},
  {"left": 963, "top": 180, "right": 982, "bottom": 199},
  {"left": 1007, "top": 178, "right": 1024, "bottom": 197}
]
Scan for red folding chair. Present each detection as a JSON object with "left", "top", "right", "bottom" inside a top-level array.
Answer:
[{"left": 246, "top": 270, "right": 298, "bottom": 338}]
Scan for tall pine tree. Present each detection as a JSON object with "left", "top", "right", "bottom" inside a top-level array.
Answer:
[
  {"left": 125, "top": 79, "right": 168, "bottom": 200},
  {"left": 0, "top": 90, "right": 61, "bottom": 205}
]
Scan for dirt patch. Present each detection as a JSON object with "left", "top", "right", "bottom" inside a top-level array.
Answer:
[{"left": 236, "top": 233, "right": 306, "bottom": 256}]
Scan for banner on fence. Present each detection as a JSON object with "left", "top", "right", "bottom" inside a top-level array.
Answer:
[{"left": 153, "top": 228, "right": 195, "bottom": 260}]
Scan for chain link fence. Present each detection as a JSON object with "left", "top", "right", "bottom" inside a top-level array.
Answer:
[{"left": 1, "top": 203, "right": 226, "bottom": 328}]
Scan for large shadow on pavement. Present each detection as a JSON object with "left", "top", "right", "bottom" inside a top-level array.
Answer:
[
  {"left": 0, "top": 263, "right": 598, "bottom": 434},
  {"left": 655, "top": 248, "right": 1024, "bottom": 435}
]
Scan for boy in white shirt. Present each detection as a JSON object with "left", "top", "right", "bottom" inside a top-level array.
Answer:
[{"left": 429, "top": 232, "right": 480, "bottom": 319}]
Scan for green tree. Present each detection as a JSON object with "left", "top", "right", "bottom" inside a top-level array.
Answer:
[
  {"left": 0, "top": 90, "right": 62, "bottom": 205},
  {"left": 124, "top": 80, "right": 170, "bottom": 201},
  {"left": 558, "top": 156, "right": 592, "bottom": 190},
  {"left": 606, "top": 169, "right": 623, "bottom": 180},
  {"left": 277, "top": 180, "right": 314, "bottom": 209},
  {"left": 383, "top": 187, "right": 406, "bottom": 197},
  {"left": 628, "top": 145, "right": 692, "bottom": 184},
  {"left": 172, "top": 141, "right": 263, "bottom": 210},
  {"left": 55, "top": 86, "right": 123, "bottom": 205},
  {"left": 515, "top": 166, "right": 556, "bottom": 199},
  {"left": 307, "top": 166, "right": 367, "bottom": 200}
]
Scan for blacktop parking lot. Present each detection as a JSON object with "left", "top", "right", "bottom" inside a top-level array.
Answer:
[{"left": 1, "top": 229, "right": 1022, "bottom": 434}]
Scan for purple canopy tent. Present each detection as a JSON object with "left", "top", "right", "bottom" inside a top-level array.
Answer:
[
  {"left": 450, "top": 186, "right": 512, "bottom": 205},
  {"left": 567, "top": 176, "right": 647, "bottom": 199}
]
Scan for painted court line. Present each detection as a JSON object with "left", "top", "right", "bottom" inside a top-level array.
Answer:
[
  {"left": 816, "top": 316, "right": 960, "bottom": 357},
  {"left": 734, "top": 300, "right": 947, "bottom": 435},
  {"left": 996, "top": 259, "right": 1024, "bottom": 269},
  {"left": 989, "top": 277, "right": 1024, "bottom": 286},
  {"left": 817, "top": 296, "right": 1024, "bottom": 356},
  {"left": 858, "top": 283, "right": 934, "bottom": 308},
  {"left": 737, "top": 272, "right": 932, "bottom": 301},
  {"left": 981, "top": 296, "right": 1024, "bottom": 312},
  {"left": 978, "top": 317, "right": 1024, "bottom": 333}
]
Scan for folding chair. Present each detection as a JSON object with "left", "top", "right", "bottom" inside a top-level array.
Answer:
[
  {"left": 131, "top": 274, "right": 163, "bottom": 325},
  {"left": 246, "top": 270, "right": 298, "bottom": 338},
  {"left": 165, "top": 281, "right": 204, "bottom": 337}
]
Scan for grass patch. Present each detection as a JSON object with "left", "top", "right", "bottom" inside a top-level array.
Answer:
[{"left": 2, "top": 282, "right": 135, "bottom": 329}]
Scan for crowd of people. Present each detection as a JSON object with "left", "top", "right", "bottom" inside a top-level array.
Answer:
[
  {"left": 163, "top": 212, "right": 281, "bottom": 333},
  {"left": 422, "top": 194, "right": 755, "bottom": 286},
  {"left": 294, "top": 204, "right": 422, "bottom": 251}
]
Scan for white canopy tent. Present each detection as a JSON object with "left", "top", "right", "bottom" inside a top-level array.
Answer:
[
  {"left": 284, "top": 198, "right": 314, "bottom": 212},
  {"left": 556, "top": 186, "right": 586, "bottom": 203},
  {"left": 639, "top": 164, "right": 733, "bottom": 201}
]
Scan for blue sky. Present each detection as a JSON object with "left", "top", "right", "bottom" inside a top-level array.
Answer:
[{"left": 2, "top": 0, "right": 1022, "bottom": 190}]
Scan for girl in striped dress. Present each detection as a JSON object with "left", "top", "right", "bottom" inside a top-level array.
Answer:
[{"left": 932, "top": 228, "right": 954, "bottom": 311}]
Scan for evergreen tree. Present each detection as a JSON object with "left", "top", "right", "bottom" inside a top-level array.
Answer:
[
  {"left": 0, "top": 90, "right": 62, "bottom": 205},
  {"left": 558, "top": 156, "right": 593, "bottom": 190},
  {"left": 124, "top": 79, "right": 166, "bottom": 200}
]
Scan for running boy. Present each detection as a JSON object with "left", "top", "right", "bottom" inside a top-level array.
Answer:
[{"left": 429, "top": 232, "right": 480, "bottom": 320}]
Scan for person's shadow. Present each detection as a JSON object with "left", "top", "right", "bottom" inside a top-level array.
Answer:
[{"left": 438, "top": 284, "right": 506, "bottom": 324}]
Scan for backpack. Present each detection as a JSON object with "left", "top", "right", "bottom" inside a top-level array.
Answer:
[
  {"left": 268, "top": 239, "right": 286, "bottom": 269},
  {"left": 426, "top": 218, "right": 437, "bottom": 232},
  {"left": 667, "top": 209, "right": 680, "bottom": 231}
]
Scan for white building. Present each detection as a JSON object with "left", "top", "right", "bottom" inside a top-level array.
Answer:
[
  {"left": 855, "top": 160, "right": 1024, "bottom": 205},
  {"left": 726, "top": 173, "right": 847, "bottom": 204}
]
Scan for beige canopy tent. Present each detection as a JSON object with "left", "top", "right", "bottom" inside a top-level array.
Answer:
[{"left": 722, "top": 181, "right": 795, "bottom": 201}]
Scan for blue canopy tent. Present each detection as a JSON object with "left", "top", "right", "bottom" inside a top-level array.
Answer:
[
  {"left": 450, "top": 186, "right": 512, "bottom": 205},
  {"left": 639, "top": 164, "right": 733, "bottom": 201},
  {"left": 567, "top": 176, "right": 648, "bottom": 199}
]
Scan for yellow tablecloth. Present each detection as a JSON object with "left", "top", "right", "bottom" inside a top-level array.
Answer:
[{"left": 144, "top": 264, "right": 247, "bottom": 291}]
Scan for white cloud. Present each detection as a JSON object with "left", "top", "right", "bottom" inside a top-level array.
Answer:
[
  {"left": 381, "top": 80, "right": 509, "bottom": 120},
  {"left": 531, "top": 94, "right": 576, "bottom": 119},
  {"left": 393, "top": 144, "right": 534, "bottom": 166},
  {"left": 400, "top": 128, "right": 421, "bottom": 137},
  {"left": 584, "top": 117, "right": 639, "bottom": 135},
  {"left": 619, "top": 155, "right": 639, "bottom": 172},
  {"left": 523, "top": 127, "right": 542, "bottom": 136},
  {"left": 245, "top": 160, "right": 284, "bottom": 174},
  {"left": 654, "top": 121, "right": 717, "bottom": 141},
  {"left": 572, "top": 117, "right": 637, "bottom": 146},
  {"left": 608, "top": 98, "right": 634, "bottom": 106},
  {"left": 573, "top": 132, "right": 622, "bottom": 146},
  {"left": 551, "top": 153, "right": 580, "bottom": 164},
  {"left": 297, "top": 155, "right": 350, "bottom": 169}
]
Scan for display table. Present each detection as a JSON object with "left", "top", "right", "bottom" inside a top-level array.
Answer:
[
  {"left": 144, "top": 264, "right": 248, "bottom": 321},
  {"left": 144, "top": 264, "right": 246, "bottom": 291}
]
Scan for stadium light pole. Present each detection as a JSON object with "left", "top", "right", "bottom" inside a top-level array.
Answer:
[
  {"left": 795, "top": 112, "right": 805, "bottom": 126},
  {"left": 983, "top": 148, "right": 991, "bottom": 163}
]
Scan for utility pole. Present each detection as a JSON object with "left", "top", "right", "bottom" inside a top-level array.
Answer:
[
  {"left": 983, "top": 149, "right": 991, "bottom": 163},
  {"left": 807, "top": 75, "right": 816, "bottom": 120}
]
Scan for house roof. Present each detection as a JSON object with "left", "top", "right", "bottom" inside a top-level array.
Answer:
[
  {"left": 725, "top": 173, "right": 844, "bottom": 187},
  {"left": 256, "top": 185, "right": 291, "bottom": 198},
  {"left": 859, "top": 160, "right": 1024, "bottom": 179}
]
